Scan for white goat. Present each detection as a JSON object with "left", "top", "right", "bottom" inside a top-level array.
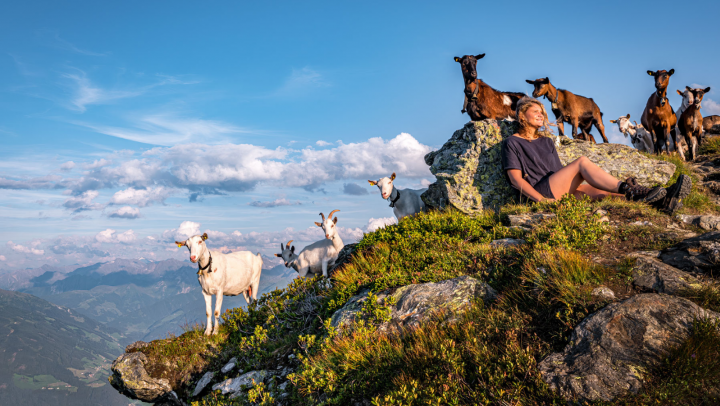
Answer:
[
  {"left": 368, "top": 173, "right": 426, "bottom": 220},
  {"left": 275, "top": 210, "right": 344, "bottom": 278},
  {"left": 610, "top": 114, "right": 653, "bottom": 153},
  {"left": 175, "top": 232, "right": 263, "bottom": 335}
]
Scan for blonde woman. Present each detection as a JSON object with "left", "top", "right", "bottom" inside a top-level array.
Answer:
[{"left": 501, "top": 97, "right": 691, "bottom": 213}]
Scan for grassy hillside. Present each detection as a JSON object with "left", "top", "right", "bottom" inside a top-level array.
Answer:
[{"left": 0, "top": 289, "right": 145, "bottom": 406}]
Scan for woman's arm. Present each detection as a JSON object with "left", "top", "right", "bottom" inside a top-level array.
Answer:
[{"left": 506, "top": 169, "right": 554, "bottom": 202}]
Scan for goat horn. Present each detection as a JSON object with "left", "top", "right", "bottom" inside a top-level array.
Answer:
[
  {"left": 319, "top": 212, "right": 325, "bottom": 222},
  {"left": 286, "top": 240, "right": 293, "bottom": 248},
  {"left": 328, "top": 209, "right": 340, "bottom": 219}
]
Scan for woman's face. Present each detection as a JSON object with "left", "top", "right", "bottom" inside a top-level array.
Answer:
[{"left": 524, "top": 104, "right": 544, "bottom": 128}]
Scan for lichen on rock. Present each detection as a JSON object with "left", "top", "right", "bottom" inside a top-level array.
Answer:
[
  {"left": 109, "top": 351, "right": 179, "bottom": 405},
  {"left": 422, "top": 119, "right": 676, "bottom": 214}
]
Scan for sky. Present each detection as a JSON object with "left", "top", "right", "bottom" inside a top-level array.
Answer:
[{"left": 1, "top": 0, "right": 719, "bottom": 269}]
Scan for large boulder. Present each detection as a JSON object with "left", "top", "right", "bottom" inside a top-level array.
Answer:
[
  {"left": 659, "top": 231, "right": 720, "bottom": 273},
  {"left": 539, "top": 294, "right": 719, "bottom": 402},
  {"left": 632, "top": 255, "right": 703, "bottom": 294},
  {"left": 330, "top": 275, "right": 496, "bottom": 333},
  {"left": 421, "top": 120, "right": 676, "bottom": 214},
  {"left": 109, "top": 351, "right": 181, "bottom": 405}
]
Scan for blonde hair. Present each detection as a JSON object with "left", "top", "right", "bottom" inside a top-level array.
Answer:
[{"left": 515, "top": 96, "right": 554, "bottom": 140}]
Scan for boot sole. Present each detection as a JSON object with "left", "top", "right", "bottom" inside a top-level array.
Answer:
[
  {"left": 643, "top": 187, "right": 667, "bottom": 204},
  {"left": 661, "top": 175, "right": 692, "bottom": 214}
]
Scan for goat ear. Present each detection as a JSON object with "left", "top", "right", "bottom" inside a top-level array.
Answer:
[
  {"left": 175, "top": 241, "right": 186, "bottom": 247},
  {"left": 315, "top": 221, "right": 322, "bottom": 227},
  {"left": 291, "top": 246, "right": 295, "bottom": 253},
  {"left": 609, "top": 120, "right": 616, "bottom": 123},
  {"left": 542, "top": 77, "right": 549, "bottom": 83},
  {"left": 454, "top": 56, "right": 461, "bottom": 62},
  {"left": 686, "top": 85, "right": 692, "bottom": 91},
  {"left": 647, "top": 70, "right": 654, "bottom": 76},
  {"left": 525, "top": 79, "right": 534, "bottom": 84},
  {"left": 368, "top": 180, "right": 377, "bottom": 186},
  {"left": 475, "top": 53, "right": 485, "bottom": 60},
  {"left": 274, "top": 253, "right": 282, "bottom": 257},
  {"left": 201, "top": 233, "right": 208, "bottom": 241},
  {"left": 390, "top": 172, "right": 396, "bottom": 181},
  {"left": 668, "top": 69, "right": 675, "bottom": 75},
  {"left": 677, "top": 89, "right": 683, "bottom": 96},
  {"left": 704, "top": 87, "right": 711, "bottom": 93},
  {"left": 333, "top": 217, "right": 338, "bottom": 224},
  {"left": 626, "top": 113, "right": 631, "bottom": 119}
]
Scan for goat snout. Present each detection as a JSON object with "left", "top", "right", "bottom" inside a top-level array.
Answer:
[
  {"left": 190, "top": 255, "right": 197, "bottom": 262},
  {"left": 325, "top": 234, "right": 330, "bottom": 239}
]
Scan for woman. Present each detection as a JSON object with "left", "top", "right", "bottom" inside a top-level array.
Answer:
[{"left": 501, "top": 97, "right": 691, "bottom": 213}]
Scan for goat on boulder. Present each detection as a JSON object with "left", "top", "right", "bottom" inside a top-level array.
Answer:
[
  {"left": 609, "top": 114, "right": 653, "bottom": 152},
  {"left": 454, "top": 54, "right": 524, "bottom": 121},
  {"left": 175, "top": 233, "right": 263, "bottom": 335},
  {"left": 275, "top": 211, "right": 344, "bottom": 278},
  {"left": 525, "top": 77, "right": 608, "bottom": 143},
  {"left": 641, "top": 69, "right": 678, "bottom": 157},
  {"left": 678, "top": 86, "right": 711, "bottom": 160},
  {"left": 368, "top": 172, "right": 426, "bottom": 220}
]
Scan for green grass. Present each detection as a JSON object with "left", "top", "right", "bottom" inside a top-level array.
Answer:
[
  {"left": 645, "top": 153, "right": 720, "bottom": 214},
  {"left": 146, "top": 196, "right": 718, "bottom": 406},
  {"left": 699, "top": 136, "right": 720, "bottom": 155}
]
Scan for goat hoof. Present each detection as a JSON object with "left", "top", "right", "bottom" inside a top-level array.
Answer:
[{"left": 204, "top": 330, "right": 212, "bottom": 336}]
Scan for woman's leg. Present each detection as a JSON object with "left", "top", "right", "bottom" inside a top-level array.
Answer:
[
  {"left": 573, "top": 183, "right": 624, "bottom": 200},
  {"left": 548, "top": 156, "right": 622, "bottom": 199}
]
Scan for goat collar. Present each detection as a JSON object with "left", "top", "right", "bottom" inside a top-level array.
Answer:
[
  {"left": 388, "top": 187, "right": 401, "bottom": 208},
  {"left": 197, "top": 252, "right": 213, "bottom": 275},
  {"left": 465, "top": 79, "right": 480, "bottom": 101}
]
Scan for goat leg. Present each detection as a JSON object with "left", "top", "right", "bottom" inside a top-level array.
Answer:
[
  {"left": 202, "top": 291, "right": 213, "bottom": 336},
  {"left": 213, "top": 291, "right": 224, "bottom": 335}
]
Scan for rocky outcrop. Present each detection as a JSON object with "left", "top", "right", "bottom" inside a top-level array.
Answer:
[
  {"left": 109, "top": 352, "right": 181, "bottom": 405},
  {"left": 330, "top": 275, "right": 497, "bottom": 333},
  {"left": 678, "top": 214, "right": 720, "bottom": 231},
  {"left": 632, "top": 255, "right": 703, "bottom": 294},
  {"left": 659, "top": 231, "right": 720, "bottom": 273},
  {"left": 539, "top": 294, "right": 720, "bottom": 402},
  {"left": 421, "top": 120, "right": 676, "bottom": 214},
  {"left": 212, "top": 370, "right": 268, "bottom": 399},
  {"left": 691, "top": 154, "right": 720, "bottom": 205}
]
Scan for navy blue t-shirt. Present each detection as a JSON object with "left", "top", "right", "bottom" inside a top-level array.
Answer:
[{"left": 501, "top": 135, "right": 563, "bottom": 191}]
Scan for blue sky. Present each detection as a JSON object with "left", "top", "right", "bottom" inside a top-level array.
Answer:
[{"left": 2, "top": 0, "right": 719, "bottom": 268}]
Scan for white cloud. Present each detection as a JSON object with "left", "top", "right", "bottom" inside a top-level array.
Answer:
[
  {"left": 63, "top": 190, "right": 104, "bottom": 212},
  {"left": 316, "top": 140, "right": 331, "bottom": 147},
  {"left": 365, "top": 217, "right": 397, "bottom": 233},
  {"left": 117, "top": 230, "right": 137, "bottom": 244},
  {"left": 248, "top": 198, "right": 301, "bottom": 208},
  {"left": 108, "top": 206, "right": 141, "bottom": 219},
  {"left": 109, "top": 187, "right": 171, "bottom": 207},
  {"left": 63, "top": 71, "right": 143, "bottom": 112},
  {"left": 704, "top": 99, "right": 720, "bottom": 115},
  {"left": 162, "top": 221, "right": 202, "bottom": 242},
  {"left": 95, "top": 229, "right": 116, "bottom": 243},
  {"left": 0, "top": 255, "right": 5, "bottom": 261},
  {"left": 60, "top": 161, "right": 76, "bottom": 171},
  {"left": 82, "top": 159, "right": 111, "bottom": 170},
  {"left": 7, "top": 241, "right": 44, "bottom": 255}
]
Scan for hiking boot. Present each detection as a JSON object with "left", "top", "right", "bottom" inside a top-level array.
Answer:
[
  {"left": 624, "top": 177, "right": 639, "bottom": 187},
  {"left": 624, "top": 183, "right": 666, "bottom": 203},
  {"left": 657, "top": 174, "right": 692, "bottom": 214}
]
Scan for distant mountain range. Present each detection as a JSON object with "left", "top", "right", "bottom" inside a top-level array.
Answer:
[
  {"left": 13, "top": 256, "right": 296, "bottom": 343},
  {"left": 0, "top": 289, "right": 141, "bottom": 405}
]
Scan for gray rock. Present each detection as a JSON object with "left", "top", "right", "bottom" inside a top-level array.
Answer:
[
  {"left": 124, "top": 341, "right": 149, "bottom": 352},
  {"left": 221, "top": 357, "right": 237, "bottom": 374},
  {"left": 632, "top": 255, "right": 703, "bottom": 294},
  {"left": 660, "top": 231, "right": 720, "bottom": 273},
  {"left": 490, "top": 238, "right": 525, "bottom": 247},
  {"left": 678, "top": 214, "right": 720, "bottom": 231},
  {"left": 330, "top": 275, "right": 497, "bottom": 333},
  {"left": 278, "top": 381, "right": 289, "bottom": 392},
  {"left": 421, "top": 120, "right": 675, "bottom": 214},
  {"left": 507, "top": 213, "right": 556, "bottom": 228},
  {"left": 193, "top": 372, "right": 215, "bottom": 397},
  {"left": 591, "top": 286, "right": 616, "bottom": 301},
  {"left": 212, "top": 370, "right": 268, "bottom": 395},
  {"left": 630, "top": 221, "right": 653, "bottom": 227},
  {"left": 539, "top": 294, "right": 720, "bottom": 402},
  {"left": 108, "top": 352, "right": 178, "bottom": 404}
]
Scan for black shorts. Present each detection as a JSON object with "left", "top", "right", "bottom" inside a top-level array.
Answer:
[{"left": 533, "top": 172, "right": 556, "bottom": 199}]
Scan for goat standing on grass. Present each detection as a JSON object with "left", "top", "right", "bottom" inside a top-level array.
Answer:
[
  {"left": 175, "top": 233, "right": 263, "bottom": 335},
  {"left": 678, "top": 86, "right": 711, "bottom": 161},
  {"left": 368, "top": 172, "right": 426, "bottom": 220},
  {"left": 609, "top": 114, "right": 654, "bottom": 153},
  {"left": 275, "top": 210, "right": 344, "bottom": 278}
]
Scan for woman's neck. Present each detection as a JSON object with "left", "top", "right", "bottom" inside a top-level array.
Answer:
[{"left": 517, "top": 126, "right": 538, "bottom": 140}]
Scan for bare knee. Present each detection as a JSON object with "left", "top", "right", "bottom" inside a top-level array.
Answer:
[
  {"left": 214, "top": 310, "right": 219, "bottom": 317},
  {"left": 206, "top": 312, "right": 210, "bottom": 318}
]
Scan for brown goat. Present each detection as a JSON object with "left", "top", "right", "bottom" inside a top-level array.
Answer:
[
  {"left": 525, "top": 78, "right": 608, "bottom": 143},
  {"left": 454, "top": 54, "right": 524, "bottom": 121},
  {"left": 704, "top": 115, "right": 720, "bottom": 134},
  {"left": 641, "top": 69, "right": 677, "bottom": 156},
  {"left": 678, "top": 86, "right": 711, "bottom": 160}
]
